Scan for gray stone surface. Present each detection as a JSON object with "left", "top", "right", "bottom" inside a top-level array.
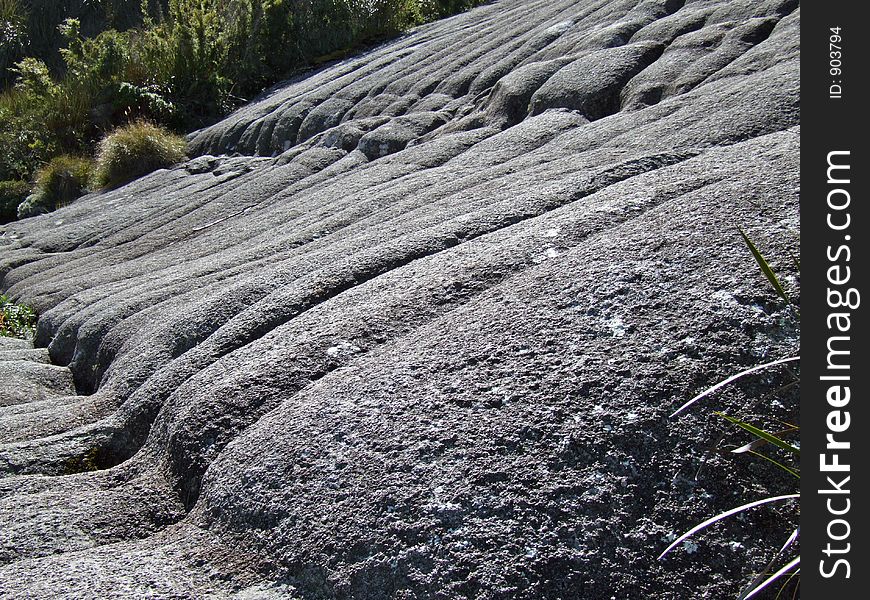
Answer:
[{"left": 0, "top": 0, "right": 799, "bottom": 597}]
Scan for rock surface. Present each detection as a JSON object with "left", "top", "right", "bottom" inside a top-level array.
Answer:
[{"left": 0, "top": 0, "right": 799, "bottom": 597}]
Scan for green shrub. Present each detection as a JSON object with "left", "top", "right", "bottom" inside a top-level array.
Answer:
[
  {"left": 0, "top": 0, "right": 29, "bottom": 86},
  {"left": 2, "top": 0, "right": 485, "bottom": 186},
  {"left": 0, "top": 178, "right": 28, "bottom": 222},
  {"left": 0, "top": 293, "right": 37, "bottom": 339},
  {"left": 17, "top": 153, "right": 92, "bottom": 218},
  {"left": 2, "top": 0, "right": 152, "bottom": 84},
  {"left": 422, "top": 1, "right": 487, "bottom": 19},
  {"left": 35, "top": 153, "right": 92, "bottom": 202},
  {"left": 92, "top": 120, "right": 186, "bottom": 188},
  {"left": 1, "top": 59, "right": 73, "bottom": 182}
]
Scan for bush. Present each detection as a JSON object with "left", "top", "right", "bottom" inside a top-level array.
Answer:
[
  {"left": 0, "top": 178, "right": 28, "bottom": 222},
  {"left": 17, "top": 153, "right": 92, "bottom": 218},
  {"left": 2, "top": 0, "right": 486, "bottom": 187},
  {"left": 2, "top": 0, "right": 153, "bottom": 85},
  {"left": 0, "top": 292, "right": 37, "bottom": 339},
  {"left": 422, "top": 1, "right": 486, "bottom": 19},
  {"left": 92, "top": 120, "right": 186, "bottom": 188},
  {"left": 1, "top": 57, "right": 78, "bottom": 183},
  {"left": 0, "top": 0, "right": 29, "bottom": 86}
]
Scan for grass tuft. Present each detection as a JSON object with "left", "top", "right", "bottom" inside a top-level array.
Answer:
[
  {"left": 2, "top": 1, "right": 487, "bottom": 207},
  {"left": 92, "top": 120, "right": 187, "bottom": 189},
  {"left": 17, "top": 154, "right": 93, "bottom": 218}
]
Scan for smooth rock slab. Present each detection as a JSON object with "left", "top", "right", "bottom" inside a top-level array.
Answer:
[{"left": 0, "top": 0, "right": 799, "bottom": 597}]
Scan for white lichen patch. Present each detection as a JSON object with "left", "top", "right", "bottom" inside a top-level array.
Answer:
[
  {"left": 711, "top": 289, "right": 741, "bottom": 306},
  {"left": 326, "top": 341, "right": 361, "bottom": 357},
  {"left": 604, "top": 316, "right": 626, "bottom": 337}
]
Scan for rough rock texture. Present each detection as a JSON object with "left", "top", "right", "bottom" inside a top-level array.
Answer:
[{"left": 0, "top": 0, "right": 799, "bottom": 597}]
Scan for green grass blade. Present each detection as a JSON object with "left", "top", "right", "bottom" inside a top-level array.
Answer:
[
  {"left": 740, "top": 528, "right": 800, "bottom": 600},
  {"left": 739, "top": 227, "right": 790, "bottom": 304},
  {"left": 742, "top": 556, "right": 800, "bottom": 600},
  {"left": 772, "top": 569, "right": 800, "bottom": 600},
  {"left": 745, "top": 450, "right": 800, "bottom": 478},
  {"left": 717, "top": 412, "right": 800, "bottom": 457},
  {"left": 732, "top": 422, "right": 797, "bottom": 454},
  {"left": 732, "top": 424, "right": 797, "bottom": 455}
]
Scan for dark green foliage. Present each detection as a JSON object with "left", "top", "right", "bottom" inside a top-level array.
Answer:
[
  {"left": 1, "top": 0, "right": 155, "bottom": 85},
  {"left": 1, "top": 0, "right": 31, "bottom": 85},
  {"left": 93, "top": 120, "right": 186, "bottom": 188},
  {"left": 0, "top": 178, "right": 28, "bottom": 222},
  {"left": 34, "top": 153, "right": 92, "bottom": 203},
  {"left": 62, "top": 446, "right": 107, "bottom": 474},
  {"left": 17, "top": 153, "right": 92, "bottom": 217},
  {"left": 0, "top": 293, "right": 37, "bottom": 339},
  {"left": 0, "top": 50, "right": 95, "bottom": 183},
  {"left": 422, "top": 0, "right": 486, "bottom": 19},
  {"left": 0, "top": 58, "right": 59, "bottom": 181},
  {"left": 0, "top": 0, "right": 486, "bottom": 199},
  {"left": 738, "top": 227, "right": 791, "bottom": 305}
]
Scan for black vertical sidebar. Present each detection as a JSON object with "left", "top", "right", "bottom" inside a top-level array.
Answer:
[{"left": 801, "top": 1, "right": 869, "bottom": 597}]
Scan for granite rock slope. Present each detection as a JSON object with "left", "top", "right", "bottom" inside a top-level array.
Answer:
[{"left": 0, "top": 0, "right": 799, "bottom": 597}]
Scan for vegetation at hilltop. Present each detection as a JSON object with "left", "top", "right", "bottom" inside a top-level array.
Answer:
[{"left": 0, "top": 0, "right": 484, "bottom": 222}]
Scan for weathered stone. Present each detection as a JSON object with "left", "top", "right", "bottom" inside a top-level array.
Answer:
[{"left": 0, "top": 0, "right": 799, "bottom": 597}]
